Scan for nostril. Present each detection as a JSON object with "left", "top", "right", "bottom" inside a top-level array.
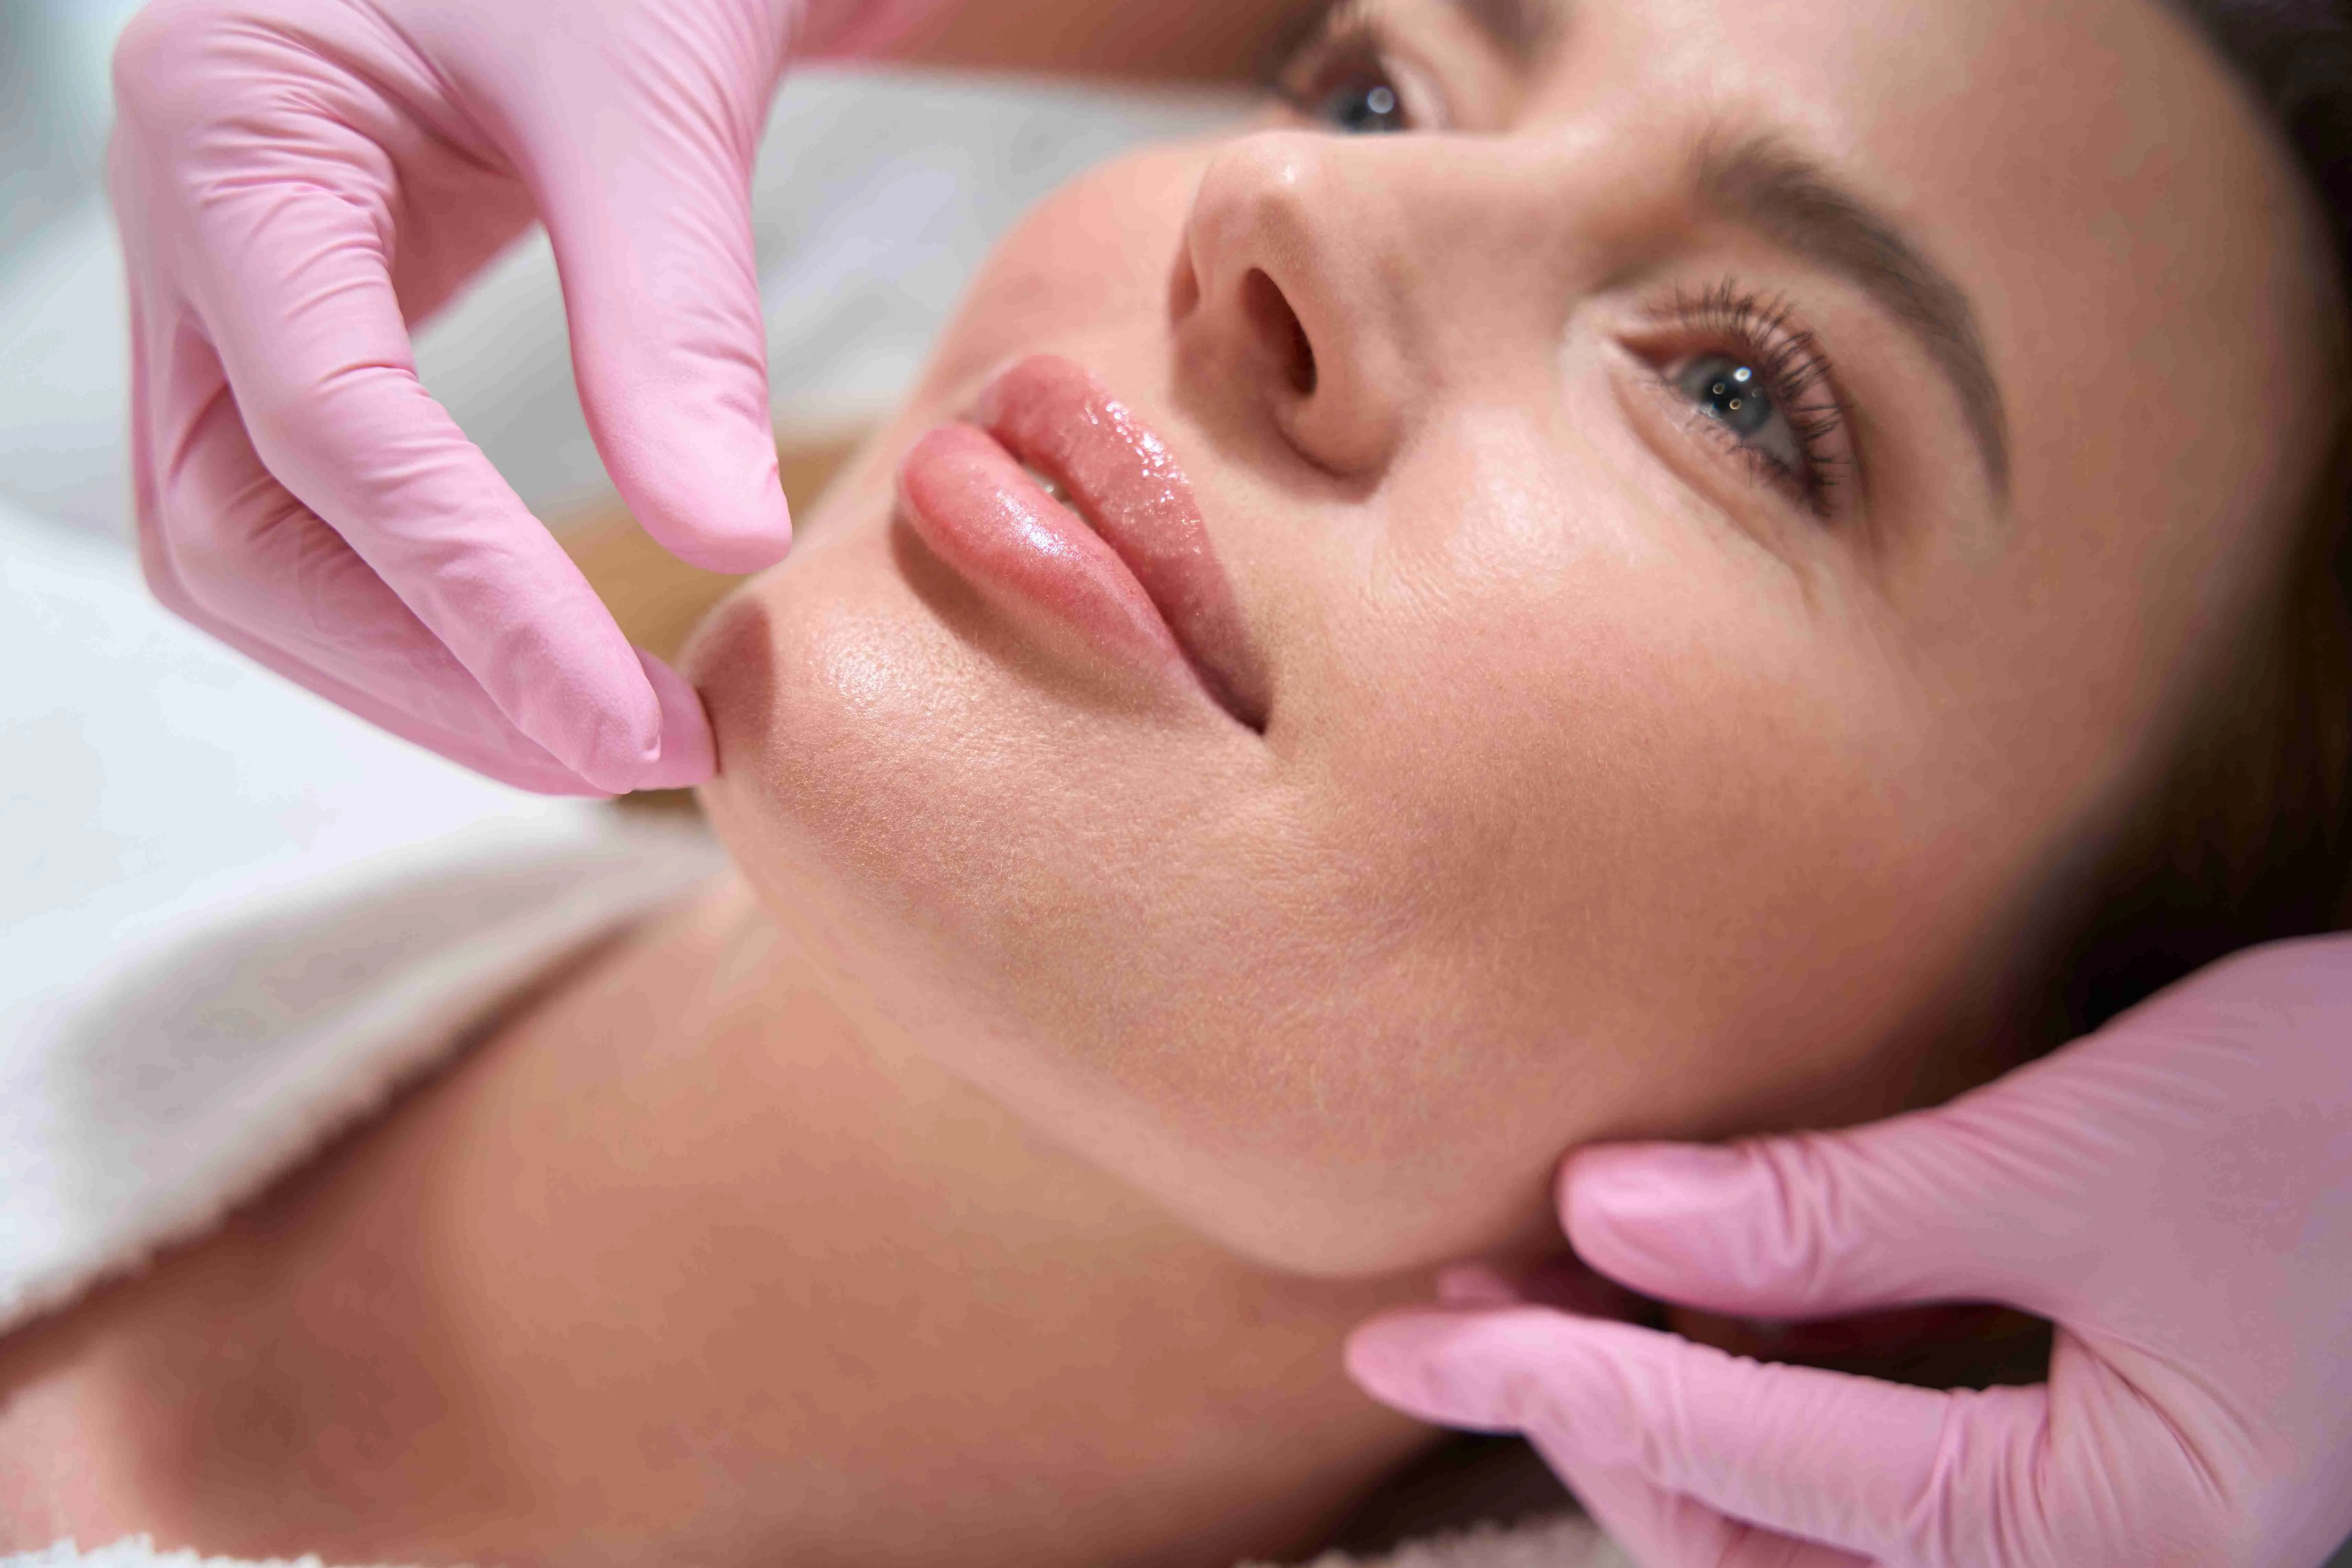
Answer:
[{"left": 1242, "top": 268, "right": 1317, "bottom": 397}]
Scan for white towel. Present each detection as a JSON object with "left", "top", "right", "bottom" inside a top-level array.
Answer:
[
  {"left": 1273, "top": 1514, "right": 1634, "bottom": 1568},
  {"left": 10, "top": 1513, "right": 1636, "bottom": 1568},
  {"left": 5, "top": 1542, "right": 370, "bottom": 1568},
  {"left": 0, "top": 812, "right": 726, "bottom": 1340}
]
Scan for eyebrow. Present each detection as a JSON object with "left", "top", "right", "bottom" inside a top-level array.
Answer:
[
  {"left": 1687, "top": 132, "right": 2014, "bottom": 503},
  {"left": 1435, "top": 0, "right": 2014, "bottom": 503},
  {"left": 1450, "top": 0, "right": 1561, "bottom": 58}
]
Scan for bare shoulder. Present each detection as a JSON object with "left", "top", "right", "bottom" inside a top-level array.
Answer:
[
  {"left": 0, "top": 1306, "right": 130, "bottom": 1552},
  {"left": 0, "top": 1158, "right": 408, "bottom": 1557},
  {"left": 0, "top": 922, "right": 618, "bottom": 1562}
]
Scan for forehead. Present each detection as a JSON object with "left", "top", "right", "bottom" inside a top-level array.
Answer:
[
  {"left": 1511, "top": 0, "right": 2325, "bottom": 568},
  {"left": 1503, "top": 0, "right": 2316, "bottom": 452},
  {"left": 1429, "top": 0, "right": 2334, "bottom": 764},
  {"left": 1497, "top": 0, "right": 2290, "bottom": 302}
]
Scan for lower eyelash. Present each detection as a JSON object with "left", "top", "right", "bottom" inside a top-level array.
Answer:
[{"left": 1656, "top": 278, "right": 1850, "bottom": 513}]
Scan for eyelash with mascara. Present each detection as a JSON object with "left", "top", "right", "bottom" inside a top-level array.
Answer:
[
  {"left": 1273, "top": 4, "right": 1855, "bottom": 517},
  {"left": 1648, "top": 280, "right": 1852, "bottom": 516}
]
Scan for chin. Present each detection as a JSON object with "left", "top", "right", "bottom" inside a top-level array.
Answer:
[
  {"left": 690, "top": 529, "right": 973, "bottom": 909},
  {"left": 679, "top": 456, "right": 1614, "bottom": 1285}
]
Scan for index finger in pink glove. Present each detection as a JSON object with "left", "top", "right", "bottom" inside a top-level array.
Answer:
[
  {"left": 123, "top": 310, "right": 709, "bottom": 793},
  {"left": 1351, "top": 935, "right": 2352, "bottom": 1567},
  {"left": 1353, "top": 1304, "right": 2111, "bottom": 1564},
  {"left": 450, "top": 0, "right": 801, "bottom": 575},
  {"left": 108, "top": 0, "right": 820, "bottom": 791}
]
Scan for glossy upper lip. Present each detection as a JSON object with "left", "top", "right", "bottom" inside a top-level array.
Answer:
[{"left": 971, "top": 355, "right": 1270, "bottom": 732}]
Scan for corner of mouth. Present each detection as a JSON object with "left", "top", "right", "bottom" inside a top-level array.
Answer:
[
  {"left": 977, "top": 358, "right": 1272, "bottom": 737},
  {"left": 1022, "top": 445, "right": 1269, "bottom": 736}
]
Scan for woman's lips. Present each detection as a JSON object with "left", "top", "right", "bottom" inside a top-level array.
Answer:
[{"left": 896, "top": 355, "right": 1269, "bottom": 731}]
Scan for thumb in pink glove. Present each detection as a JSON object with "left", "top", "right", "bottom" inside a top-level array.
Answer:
[
  {"left": 109, "top": 0, "right": 936, "bottom": 794},
  {"left": 1349, "top": 935, "right": 2352, "bottom": 1568}
]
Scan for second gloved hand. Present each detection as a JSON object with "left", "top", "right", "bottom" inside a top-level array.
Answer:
[{"left": 1350, "top": 935, "right": 2352, "bottom": 1568}]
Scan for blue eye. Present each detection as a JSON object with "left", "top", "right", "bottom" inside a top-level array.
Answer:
[
  {"left": 1318, "top": 79, "right": 1406, "bottom": 134},
  {"left": 1672, "top": 352, "right": 1806, "bottom": 475},
  {"left": 1678, "top": 356, "right": 1774, "bottom": 438},
  {"left": 1649, "top": 282, "right": 1849, "bottom": 516}
]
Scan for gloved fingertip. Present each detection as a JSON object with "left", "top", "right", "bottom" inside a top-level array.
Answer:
[
  {"left": 1562, "top": 1141, "right": 1754, "bottom": 1237},
  {"left": 631, "top": 649, "right": 717, "bottom": 791},
  {"left": 497, "top": 745, "right": 624, "bottom": 798},
  {"left": 555, "top": 710, "right": 666, "bottom": 799},
  {"left": 625, "top": 427, "right": 796, "bottom": 576},
  {"left": 1345, "top": 1314, "right": 1459, "bottom": 1419},
  {"left": 1346, "top": 1312, "right": 1534, "bottom": 1433},
  {"left": 660, "top": 484, "right": 794, "bottom": 576}
]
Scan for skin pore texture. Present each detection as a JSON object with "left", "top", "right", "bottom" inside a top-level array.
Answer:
[{"left": 0, "top": 0, "right": 2340, "bottom": 1565}]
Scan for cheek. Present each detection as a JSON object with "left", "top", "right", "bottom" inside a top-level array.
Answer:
[
  {"left": 693, "top": 527, "right": 1176, "bottom": 959},
  {"left": 898, "top": 145, "right": 1209, "bottom": 405},
  {"left": 682, "top": 166, "right": 2016, "bottom": 1279},
  {"left": 689, "top": 523, "right": 1567, "bottom": 1275},
  {"left": 688, "top": 461, "right": 2001, "bottom": 1283},
  {"left": 689, "top": 522, "right": 1310, "bottom": 1114},
  {"left": 1299, "top": 466, "right": 1991, "bottom": 1186}
]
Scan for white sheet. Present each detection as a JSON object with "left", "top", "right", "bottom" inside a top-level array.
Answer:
[{"left": 9, "top": 1512, "right": 1634, "bottom": 1568}]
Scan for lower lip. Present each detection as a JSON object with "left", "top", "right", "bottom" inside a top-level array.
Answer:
[{"left": 896, "top": 422, "right": 1201, "bottom": 703}]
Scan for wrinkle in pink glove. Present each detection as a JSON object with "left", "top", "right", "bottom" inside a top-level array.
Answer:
[
  {"left": 109, "top": 0, "right": 938, "bottom": 793},
  {"left": 1350, "top": 936, "right": 2352, "bottom": 1568}
]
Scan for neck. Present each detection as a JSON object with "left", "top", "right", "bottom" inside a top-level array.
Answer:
[{"left": 2, "top": 870, "right": 1437, "bottom": 1568}]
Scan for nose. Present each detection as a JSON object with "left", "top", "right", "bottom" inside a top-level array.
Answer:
[{"left": 1171, "top": 133, "right": 1416, "bottom": 478}]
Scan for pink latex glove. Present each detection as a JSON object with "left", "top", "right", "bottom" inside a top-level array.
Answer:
[
  {"left": 108, "top": 0, "right": 936, "bottom": 793},
  {"left": 1349, "top": 934, "right": 2352, "bottom": 1567}
]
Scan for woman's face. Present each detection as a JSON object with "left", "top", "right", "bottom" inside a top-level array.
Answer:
[{"left": 690, "top": 0, "right": 2338, "bottom": 1275}]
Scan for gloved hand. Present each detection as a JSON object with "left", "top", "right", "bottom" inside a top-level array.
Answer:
[
  {"left": 1349, "top": 935, "right": 2352, "bottom": 1568},
  {"left": 108, "top": 0, "right": 932, "bottom": 793}
]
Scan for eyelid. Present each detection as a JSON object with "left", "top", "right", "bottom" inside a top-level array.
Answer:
[
  {"left": 1620, "top": 283, "right": 1859, "bottom": 523},
  {"left": 1275, "top": 4, "right": 1456, "bottom": 133}
]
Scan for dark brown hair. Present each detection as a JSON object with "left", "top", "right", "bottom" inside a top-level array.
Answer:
[{"left": 2040, "top": 0, "right": 2352, "bottom": 1039}]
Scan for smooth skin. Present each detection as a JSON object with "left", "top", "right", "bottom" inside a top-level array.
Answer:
[
  {"left": 687, "top": 0, "right": 2336, "bottom": 1277},
  {"left": 51, "top": 0, "right": 2346, "bottom": 1564}
]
